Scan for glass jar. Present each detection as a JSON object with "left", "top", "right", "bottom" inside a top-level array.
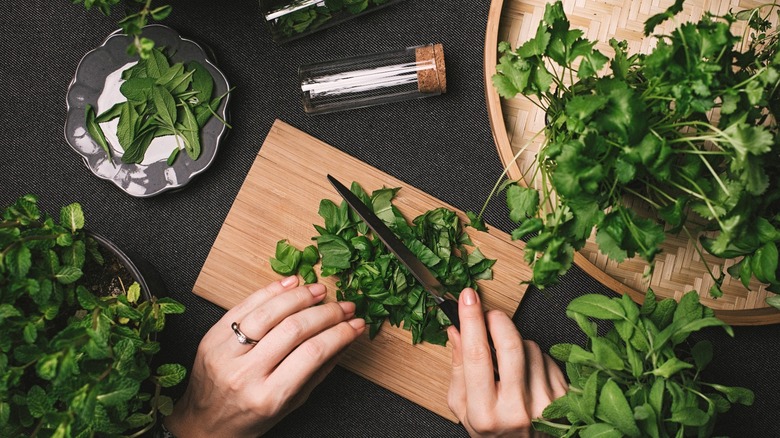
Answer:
[
  {"left": 260, "top": 0, "right": 407, "bottom": 43},
  {"left": 299, "top": 43, "right": 446, "bottom": 115}
]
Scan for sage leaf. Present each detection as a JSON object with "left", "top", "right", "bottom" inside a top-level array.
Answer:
[
  {"left": 120, "top": 77, "right": 156, "bottom": 102},
  {"left": 691, "top": 340, "right": 713, "bottom": 370},
  {"left": 707, "top": 383, "right": 755, "bottom": 405},
  {"left": 152, "top": 85, "right": 177, "bottom": 128},
  {"left": 188, "top": 61, "right": 214, "bottom": 103},
  {"left": 591, "top": 337, "right": 624, "bottom": 371},
  {"left": 180, "top": 101, "right": 201, "bottom": 159},
  {"left": 651, "top": 357, "right": 693, "bottom": 378},
  {"left": 580, "top": 423, "right": 624, "bottom": 438},
  {"left": 669, "top": 407, "right": 709, "bottom": 426},
  {"left": 567, "top": 295, "right": 626, "bottom": 320},
  {"left": 85, "top": 104, "right": 112, "bottom": 160},
  {"left": 595, "top": 379, "right": 640, "bottom": 437}
]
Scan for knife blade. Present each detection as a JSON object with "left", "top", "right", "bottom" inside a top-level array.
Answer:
[
  {"left": 327, "top": 174, "right": 461, "bottom": 329},
  {"left": 327, "top": 175, "right": 499, "bottom": 379}
]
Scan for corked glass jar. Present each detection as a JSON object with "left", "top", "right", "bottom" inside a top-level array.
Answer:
[
  {"left": 260, "top": 0, "right": 407, "bottom": 43},
  {"left": 299, "top": 43, "right": 447, "bottom": 115}
]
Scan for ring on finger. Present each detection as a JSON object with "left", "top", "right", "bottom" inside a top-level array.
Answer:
[{"left": 231, "top": 322, "right": 259, "bottom": 345}]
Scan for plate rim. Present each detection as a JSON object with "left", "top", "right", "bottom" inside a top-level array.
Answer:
[{"left": 64, "top": 24, "right": 231, "bottom": 198}]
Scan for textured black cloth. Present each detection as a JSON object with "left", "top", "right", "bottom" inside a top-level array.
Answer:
[{"left": 1, "top": 1, "right": 778, "bottom": 436}]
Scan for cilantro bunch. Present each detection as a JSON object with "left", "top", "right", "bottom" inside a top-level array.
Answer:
[
  {"left": 72, "top": 0, "right": 173, "bottom": 58},
  {"left": 85, "top": 46, "right": 230, "bottom": 166},
  {"left": 534, "top": 290, "right": 754, "bottom": 437},
  {"left": 0, "top": 195, "right": 186, "bottom": 436},
  {"left": 486, "top": 0, "right": 780, "bottom": 301},
  {"left": 271, "top": 182, "right": 495, "bottom": 345}
]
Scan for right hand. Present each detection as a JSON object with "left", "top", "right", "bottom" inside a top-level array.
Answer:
[
  {"left": 164, "top": 276, "right": 365, "bottom": 437},
  {"left": 447, "top": 288, "right": 568, "bottom": 437}
]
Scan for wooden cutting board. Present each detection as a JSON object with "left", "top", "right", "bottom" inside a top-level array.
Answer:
[{"left": 193, "top": 119, "right": 531, "bottom": 422}]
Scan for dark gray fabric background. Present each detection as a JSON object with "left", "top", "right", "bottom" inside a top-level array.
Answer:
[{"left": 1, "top": 1, "right": 778, "bottom": 436}]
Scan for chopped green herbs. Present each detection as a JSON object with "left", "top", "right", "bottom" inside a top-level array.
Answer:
[
  {"left": 270, "top": 182, "right": 496, "bottom": 345},
  {"left": 85, "top": 47, "right": 230, "bottom": 166},
  {"left": 483, "top": 1, "right": 780, "bottom": 302},
  {"left": 533, "top": 290, "right": 754, "bottom": 436}
]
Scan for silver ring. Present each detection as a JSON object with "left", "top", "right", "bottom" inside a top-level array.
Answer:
[{"left": 231, "top": 322, "right": 258, "bottom": 345}]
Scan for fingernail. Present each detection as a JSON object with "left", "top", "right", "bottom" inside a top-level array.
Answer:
[
  {"left": 338, "top": 301, "right": 356, "bottom": 318},
  {"left": 462, "top": 288, "right": 477, "bottom": 306},
  {"left": 348, "top": 318, "right": 366, "bottom": 331},
  {"left": 281, "top": 275, "right": 298, "bottom": 288},
  {"left": 307, "top": 283, "right": 327, "bottom": 297}
]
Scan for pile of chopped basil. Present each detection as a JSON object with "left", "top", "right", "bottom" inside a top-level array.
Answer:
[{"left": 270, "top": 182, "right": 496, "bottom": 345}]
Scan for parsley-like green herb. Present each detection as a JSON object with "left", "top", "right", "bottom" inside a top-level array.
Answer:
[
  {"left": 533, "top": 290, "right": 754, "bottom": 436},
  {"left": 482, "top": 1, "right": 780, "bottom": 303},
  {"left": 270, "top": 182, "right": 496, "bottom": 345},
  {"left": 86, "top": 47, "right": 231, "bottom": 166}
]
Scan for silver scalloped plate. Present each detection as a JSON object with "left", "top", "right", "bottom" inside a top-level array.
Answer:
[{"left": 65, "top": 25, "right": 230, "bottom": 197}]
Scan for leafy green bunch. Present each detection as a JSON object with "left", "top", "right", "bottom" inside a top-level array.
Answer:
[
  {"left": 485, "top": 0, "right": 780, "bottom": 299},
  {"left": 72, "top": 0, "right": 173, "bottom": 58},
  {"left": 0, "top": 195, "right": 186, "bottom": 437},
  {"left": 266, "top": 0, "right": 390, "bottom": 40},
  {"left": 86, "top": 46, "right": 230, "bottom": 166},
  {"left": 534, "top": 290, "right": 754, "bottom": 437},
  {"left": 271, "top": 182, "right": 495, "bottom": 345}
]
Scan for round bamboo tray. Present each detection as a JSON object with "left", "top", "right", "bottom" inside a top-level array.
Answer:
[{"left": 484, "top": 0, "right": 780, "bottom": 325}]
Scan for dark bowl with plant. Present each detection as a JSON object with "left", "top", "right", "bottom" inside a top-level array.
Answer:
[{"left": 0, "top": 195, "right": 186, "bottom": 436}]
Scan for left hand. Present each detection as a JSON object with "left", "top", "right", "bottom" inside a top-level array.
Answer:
[{"left": 447, "top": 288, "right": 568, "bottom": 437}]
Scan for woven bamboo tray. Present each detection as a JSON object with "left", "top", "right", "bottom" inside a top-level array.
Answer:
[{"left": 484, "top": 0, "right": 780, "bottom": 325}]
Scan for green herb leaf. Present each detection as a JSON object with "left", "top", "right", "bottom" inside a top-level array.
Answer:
[
  {"left": 595, "top": 379, "right": 640, "bottom": 437},
  {"left": 567, "top": 295, "right": 626, "bottom": 320}
]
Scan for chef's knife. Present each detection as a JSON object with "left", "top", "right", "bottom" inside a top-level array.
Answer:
[{"left": 327, "top": 175, "right": 499, "bottom": 379}]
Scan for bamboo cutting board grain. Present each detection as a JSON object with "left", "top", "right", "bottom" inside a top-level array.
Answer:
[{"left": 193, "top": 120, "right": 531, "bottom": 422}]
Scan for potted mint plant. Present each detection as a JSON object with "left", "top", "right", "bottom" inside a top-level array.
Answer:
[{"left": 0, "top": 195, "right": 186, "bottom": 436}]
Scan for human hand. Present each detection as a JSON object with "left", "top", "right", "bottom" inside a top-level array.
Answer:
[
  {"left": 447, "top": 288, "right": 568, "bottom": 437},
  {"left": 164, "top": 276, "right": 365, "bottom": 437}
]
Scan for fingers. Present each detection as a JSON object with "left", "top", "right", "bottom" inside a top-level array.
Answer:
[
  {"left": 266, "top": 317, "right": 366, "bottom": 399},
  {"left": 220, "top": 276, "right": 300, "bottom": 329},
  {"left": 225, "top": 283, "right": 328, "bottom": 356},
  {"left": 544, "top": 353, "right": 569, "bottom": 398},
  {"left": 447, "top": 325, "right": 466, "bottom": 418},
  {"left": 484, "top": 310, "right": 526, "bottom": 400},
  {"left": 248, "top": 300, "right": 357, "bottom": 372},
  {"left": 457, "top": 288, "right": 497, "bottom": 408}
]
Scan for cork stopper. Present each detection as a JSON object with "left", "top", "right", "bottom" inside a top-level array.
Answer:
[{"left": 415, "top": 43, "right": 446, "bottom": 94}]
